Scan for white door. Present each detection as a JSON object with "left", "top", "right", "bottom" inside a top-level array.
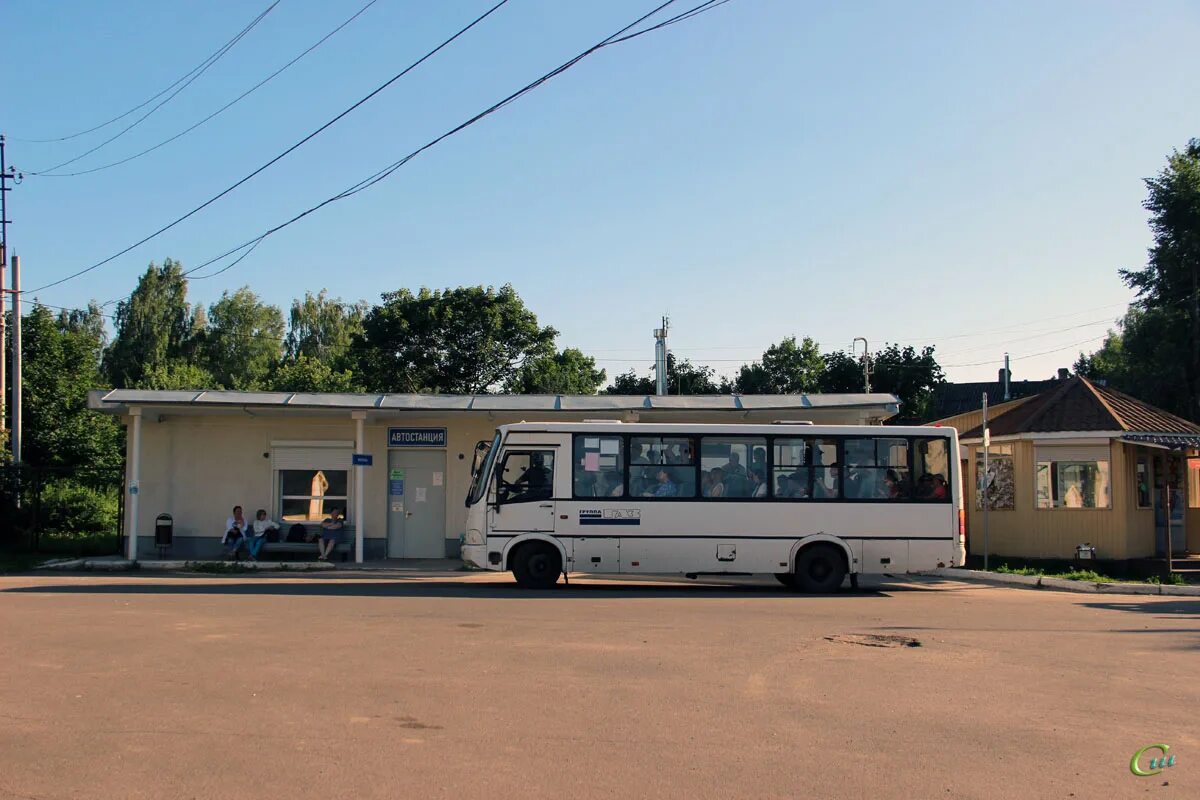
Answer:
[{"left": 488, "top": 449, "right": 556, "bottom": 534}]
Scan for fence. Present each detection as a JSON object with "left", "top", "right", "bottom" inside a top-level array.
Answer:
[{"left": 0, "top": 464, "right": 125, "bottom": 557}]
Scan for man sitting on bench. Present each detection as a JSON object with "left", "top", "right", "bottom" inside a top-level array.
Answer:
[
  {"left": 318, "top": 507, "right": 345, "bottom": 561},
  {"left": 246, "top": 509, "right": 280, "bottom": 561}
]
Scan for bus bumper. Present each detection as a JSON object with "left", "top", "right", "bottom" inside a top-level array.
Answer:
[{"left": 461, "top": 543, "right": 489, "bottom": 570}]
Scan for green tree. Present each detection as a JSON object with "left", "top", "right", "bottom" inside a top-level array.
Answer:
[
  {"left": 104, "top": 260, "right": 198, "bottom": 388},
  {"left": 350, "top": 285, "right": 556, "bottom": 393},
  {"left": 1080, "top": 139, "right": 1200, "bottom": 418},
  {"left": 201, "top": 287, "right": 286, "bottom": 390},
  {"left": 285, "top": 290, "right": 366, "bottom": 361},
  {"left": 505, "top": 348, "right": 606, "bottom": 394},
  {"left": 138, "top": 361, "right": 218, "bottom": 391},
  {"left": 605, "top": 353, "right": 725, "bottom": 395},
  {"left": 819, "top": 344, "right": 945, "bottom": 423},
  {"left": 733, "top": 336, "right": 825, "bottom": 394},
  {"left": 272, "top": 354, "right": 363, "bottom": 393},
  {"left": 57, "top": 302, "right": 108, "bottom": 349},
  {"left": 21, "top": 304, "right": 123, "bottom": 473}
]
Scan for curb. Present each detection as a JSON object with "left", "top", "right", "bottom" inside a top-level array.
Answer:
[
  {"left": 918, "top": 568, "right": 1200, "bottom": 597},
  {"left": 37, "top": 559, "right": 337, "bottom": 572}
]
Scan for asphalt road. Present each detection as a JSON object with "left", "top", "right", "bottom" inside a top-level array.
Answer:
[{"left": 0, "top": 571, "right": 1196, "bottom": 800}]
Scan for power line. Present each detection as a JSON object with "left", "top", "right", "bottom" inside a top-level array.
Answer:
[
  {"left": 76, "top": 0, "right": 732, "bottom": 303},
  {"left": 27, "top": 0, "right": 381, "bottom": 178},
  {"left": 9, "top": 3, "right": 283, "bottom": 145},
  {"left": 27, "top": 0, "right": 514, "bottom": 294},
  {"left": 22, "top": 2, "right": 280, "bottom": 173}
]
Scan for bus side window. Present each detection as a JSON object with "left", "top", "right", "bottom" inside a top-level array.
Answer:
[
  {"left": 573, "top": 435, "right": 625, "bottom": 498},
  {"left": 497, "top": 451, "right": 555, "bottom": 504},
  {"left": 914, "top": 438, "right": 951, "bottom": 501}
]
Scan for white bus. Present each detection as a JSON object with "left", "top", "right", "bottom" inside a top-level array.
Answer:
[{"left": 461, "top": 422, "right": 964, "bottom": 591}]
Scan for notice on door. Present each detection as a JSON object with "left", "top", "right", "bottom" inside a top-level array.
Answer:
[
  {"left": 415, "top": 487, "right": 427, "bottom": 503},
  {"left": 389, "top": 468, "right": 405, "bottom": 497},
  {"left": 432, "top": 471, "right": 443, "bottom": 486}
]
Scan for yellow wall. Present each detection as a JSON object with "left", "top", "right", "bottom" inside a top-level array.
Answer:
[{"left": 965, "top": 439, "right": 1152, "bottom": 560}]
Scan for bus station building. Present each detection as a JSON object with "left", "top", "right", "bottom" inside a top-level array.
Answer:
[{"left": 88, "top": 389, "right": 900, "bottom": 562}]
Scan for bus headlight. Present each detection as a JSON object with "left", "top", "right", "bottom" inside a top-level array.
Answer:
[{"left": 464, "top": 529, "right": 485, "bottom": 546}]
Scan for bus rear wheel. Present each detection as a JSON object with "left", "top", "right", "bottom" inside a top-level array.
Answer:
[
  {"left": 511, "top": 542, "right": 562, "bottom": 589},
  {"left": 794, "top": 544, "right": 847, "bottom": 593}
]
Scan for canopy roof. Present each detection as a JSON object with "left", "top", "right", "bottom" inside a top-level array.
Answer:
[{"left": 88, "top": 388, "right": 900, "bottom": 422}]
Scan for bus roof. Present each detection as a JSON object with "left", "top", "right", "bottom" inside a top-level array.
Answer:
[{"left": 496, "top": 421, "right": 954, "bottom": 437}]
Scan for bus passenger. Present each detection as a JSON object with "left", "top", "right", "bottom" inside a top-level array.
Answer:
[
  {"left": 723, "top": 452, "right": 746, "bottom": 477},
  {"left": 645, "top": 468, "right": 679, "bottom": 497},
  {"left": 708, "top": 468, "right": 726, "bottom": 498},
  {"left": 775, "top": 474, "right": 790, "bottom": 498},
  {"left": 749, "top": 467, "right": 767, "bottom": 498},
  {"left": 599, "top": 471, "right": 624, "bottom": 497},
  {"left": 882, "top": 469, "right": 904, "bottom": 500}
]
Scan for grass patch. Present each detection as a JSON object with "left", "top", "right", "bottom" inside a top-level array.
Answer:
[
  {"left": 994, "top": 563, "right": 1043, "bottom": 576},
  {"left": 187, "top": 561, "right": 252, "bottom": 574},
  {"left": 0, "top": 551, "right": 46, "bottom": 573}
]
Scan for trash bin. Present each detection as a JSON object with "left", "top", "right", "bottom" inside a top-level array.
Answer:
[{"left": 155, "top": 513, "right": 173, "bottom": 555}]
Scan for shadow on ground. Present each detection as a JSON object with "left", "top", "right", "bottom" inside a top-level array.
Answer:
[{"left": 0, "top": 576, "right": 937, "bottom": 601}]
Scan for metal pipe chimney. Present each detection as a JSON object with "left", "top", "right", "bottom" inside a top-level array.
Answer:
[{"left": 653, "top": 317, "right": 669, "bottom": 396}]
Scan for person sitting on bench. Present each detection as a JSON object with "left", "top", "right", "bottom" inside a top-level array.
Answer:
[
  {"left": 318, "top": 507, "right": 345, "bottom": 561},
  {"left": 222, "top": 505, "right": 249, "bottom": 560},
  {"left": 246, "top": 509, "right": 279, "bottom": 561}
]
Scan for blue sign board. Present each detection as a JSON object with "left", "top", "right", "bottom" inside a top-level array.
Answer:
[
  {"left": 389, "top": 480, "right": 405, "bottom": 497},
  {"left": 388, "top": 427, "right": 447, "bottom": 448},
  {"left": 352, "top": 453, "right": 373, "bottom": 466}
]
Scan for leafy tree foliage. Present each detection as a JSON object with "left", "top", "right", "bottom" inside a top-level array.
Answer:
[
  {"left": 104, "top": 260, "right": 197, "bottom": 388},
  {"left": 819, "top": 344, "right": 945, "bottom": 423},
  {"left": 1079, "top": 139, "right": 1200, "bottom": 419},
  {"left": 199, "top": 287, "right": 286, "bottom": 390},
  {"left": 733, "top": 336, "right": 825, "bottom": 394},
  {"left": 350, "top": 285, "right": 556, "bottom": 393},
  {"left": 272, "top": 354, "right": 362, "bottom": 393},
  {"left": 285, "top": 290, "right": 366, "bottom": 362},
  {"left": 21, "top": 304, "right": 122, "bottom": 473},
  {"left": 606, "top": 353, "right": 724, "bottom": 395},
  {"left": 505, "top": 348, "right": 606, "bottom": 394}
]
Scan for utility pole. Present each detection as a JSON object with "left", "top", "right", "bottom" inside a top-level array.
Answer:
[
  {"left": 653, "top": 316, "right": 669, "bottom": 396},
  {"left": 852, "top": 337, "right": 871, "bottom": 393},
  {"left": 0, "top": 135, "right": 12, "bottom": 437},
  {"left": 981, "top": 392, "right": 990, "bottom": 572},
  {"left": 11, "top": 254, "right": 21, "bottom": 466}
]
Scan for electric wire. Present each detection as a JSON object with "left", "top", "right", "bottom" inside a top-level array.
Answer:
[
  {"left": 27, "top": 0, "right": 381, "bottom": 178},
  {"left": 22, "top": 2, "right": 281, "bottom": 173},
  {"left": 27, "top": 0, "right": 513, "bottom": 294},
  {"left": 9, "top": 2, "right": 283, "bottom": 144}
]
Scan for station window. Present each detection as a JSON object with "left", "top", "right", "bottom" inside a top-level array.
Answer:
[{"left": 279, "top": 469, "right": 349, "bottom": 522}]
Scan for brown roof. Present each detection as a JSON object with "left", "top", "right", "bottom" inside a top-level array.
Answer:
[{"left": 960, "top": 376, "right": 1200, "bottom": 439}]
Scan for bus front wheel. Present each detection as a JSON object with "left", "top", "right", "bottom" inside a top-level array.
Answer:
[
  {"left": 794, "top": 544, "right": 847, "bottom": 593},
  {"left": 511, "top": 542, "right": 562, "bottom": 589}
]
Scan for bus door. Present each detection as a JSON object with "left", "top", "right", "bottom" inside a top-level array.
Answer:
[{"left": 489, "top": 449, "right": 557, "bottom": 533}]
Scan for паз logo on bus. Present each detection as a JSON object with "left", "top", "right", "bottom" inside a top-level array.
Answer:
[
  {"left": 1130, "top": 744, "right": 1176, "bottom": 776},
  {"left": 579, "top": 509, "right": 641, "bottom": 526}
]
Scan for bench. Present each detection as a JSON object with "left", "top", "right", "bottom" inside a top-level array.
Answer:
[
  {"left": 249, "top": 525, "right": 355, "bottom": 562},
  {"left": 259, "top": 540, "right": 353, "bottom": 562}
]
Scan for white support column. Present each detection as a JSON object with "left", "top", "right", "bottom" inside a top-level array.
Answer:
[
  {"left": 353, "top": 412, "right": 366, "bottom": 564},
  {"left": 127, "top": 408, "right": 143, "bottom": 561}
]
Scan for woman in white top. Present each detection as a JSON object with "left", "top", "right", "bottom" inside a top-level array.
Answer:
[
  {"left": 222, "top": 506, "right": 249, "bottom": 560},
  {"left": 246, "top": 509, "right": 280, "bottom": 561}
]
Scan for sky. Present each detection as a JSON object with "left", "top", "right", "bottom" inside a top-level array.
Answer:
[{"left": 3, "top": 0, "right": 1199, "bottom": 386}]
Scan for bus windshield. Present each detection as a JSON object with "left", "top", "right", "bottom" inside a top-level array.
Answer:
[{"left": 466, "top": 432, "right": 501, "bottom": 506}]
